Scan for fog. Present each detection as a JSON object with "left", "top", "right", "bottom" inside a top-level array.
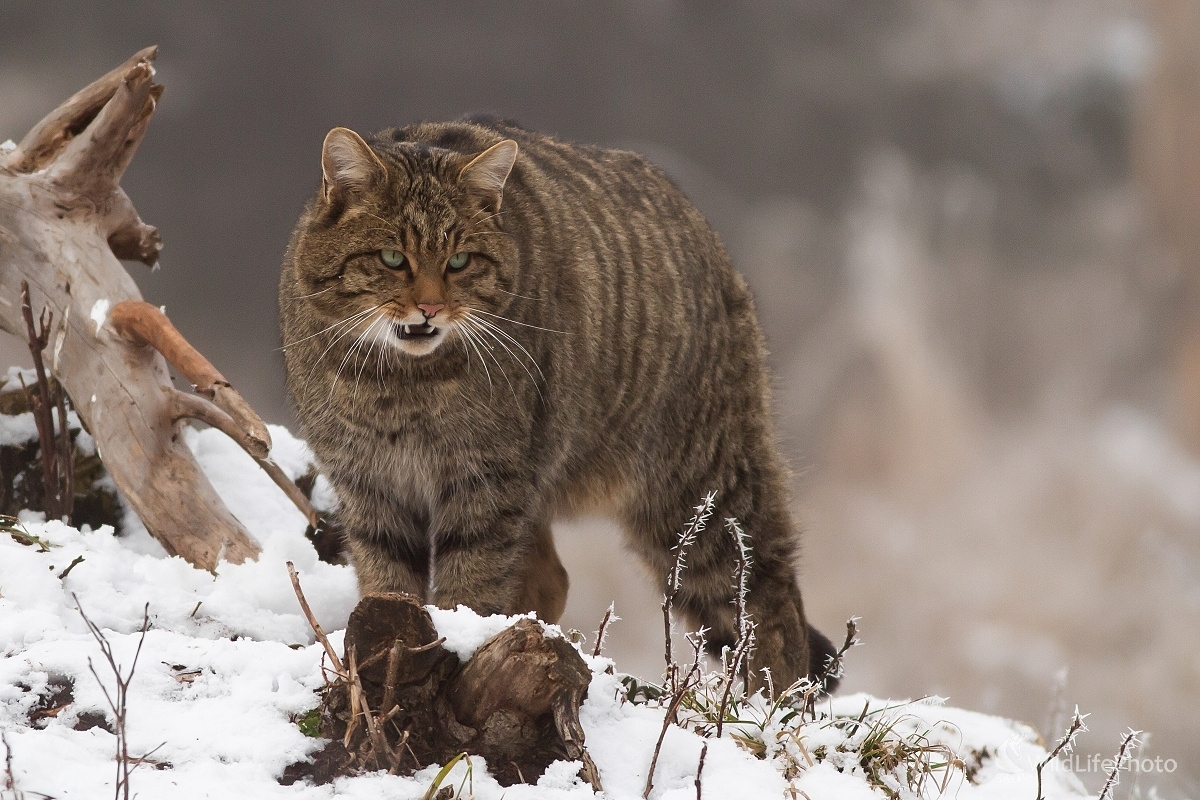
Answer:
[{"left": 2, "top": 2, "right": 1195, "bottom": 795}]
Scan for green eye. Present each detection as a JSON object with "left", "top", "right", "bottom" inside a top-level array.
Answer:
[
  {"left": 447, "top": 252, "right": 470, "bottom": 271},
  {"left": 379, "top": 249, "right": 406, "bottom": 269}
]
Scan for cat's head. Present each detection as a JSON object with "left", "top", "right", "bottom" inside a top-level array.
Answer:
[{"left": 287, "top": 126, "right": 519, "bottom": 359}]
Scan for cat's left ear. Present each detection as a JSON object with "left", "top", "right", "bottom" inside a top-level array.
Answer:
[{"left": 458, "top": 140, "right": 518, "bottom": 212}]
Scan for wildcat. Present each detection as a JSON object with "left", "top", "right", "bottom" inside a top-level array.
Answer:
[{"left": 279, "top": 116, "right": 838, "bottom": 690}]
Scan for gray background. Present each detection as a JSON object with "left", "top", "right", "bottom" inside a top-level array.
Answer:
[{"left": 2, "top": 2, "right": 1195, "bottom": 795}]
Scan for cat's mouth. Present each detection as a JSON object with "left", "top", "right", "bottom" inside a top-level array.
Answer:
[{"left": 397, "top": 323, "right": 439, "bottom": 340}]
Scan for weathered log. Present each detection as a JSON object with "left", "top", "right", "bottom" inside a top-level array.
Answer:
[
  {"left": 299, "top": 593, "right": 601, "bottom": 789},
  {"left": 0, "top": 48, "right": 308, "bottom": 567}
]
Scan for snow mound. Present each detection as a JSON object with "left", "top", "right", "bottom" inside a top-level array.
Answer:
[{"left": 0, "top": 425, "right": 1095, "bottom": 799}]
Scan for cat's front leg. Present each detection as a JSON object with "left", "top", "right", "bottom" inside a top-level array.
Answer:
[
  {"left": 337, "top": 493, "right": 431, "bottom": 599},
  {"left": 346, "top": 531, "right": 430, "bottom": 598},
  {"left": 429, "top": 485, "right": 540, "bottom": 616}
]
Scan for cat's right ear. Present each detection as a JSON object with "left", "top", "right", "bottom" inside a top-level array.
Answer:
[
  {"left": 321, "top": 127, "right": 384, "bottom": 203},
  {"left": 458, "top": 139, "right": 518, "bottom": 213}
]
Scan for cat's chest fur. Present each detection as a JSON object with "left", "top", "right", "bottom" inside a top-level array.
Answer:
[{"left": 314, "top": 382, "right": 518, "bottom": 515}]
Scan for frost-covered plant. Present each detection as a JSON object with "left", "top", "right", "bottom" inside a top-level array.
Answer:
[
  {"left": 1097, "top": 729, "right": 1143, "bottom": 800},
  {"left": 1036, "top": 708, "right": 1088, "bottom": 800},
  {"left": 661, "top": 491, "right": 716, "bottom": 695},
  {"left": 631, "top": 500, "right": 966, "bottom": 799}
]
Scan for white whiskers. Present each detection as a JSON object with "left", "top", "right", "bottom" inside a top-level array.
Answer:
[{"left": 458, "top": 308, "right": 547, "bottom": 405}]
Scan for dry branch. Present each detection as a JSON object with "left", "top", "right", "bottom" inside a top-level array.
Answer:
[
  {"left": 0, "top": 48, "right": 313, "bottom": 567},
  {"left": 286, "top": 561, "right": 344, "bottom": 676},
  {"left": 111, "top": 301, "right": 317, "bottom": 526},
  {"left": 76, "top": 598, "right": 159, "bottom": 800},
  {"left": 19, "top": 282, "right": 64, "bottom": 519}
]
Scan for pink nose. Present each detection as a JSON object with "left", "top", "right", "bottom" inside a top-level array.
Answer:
[{"left": 417, "top": 303, "right": 445, "bottom": 318}]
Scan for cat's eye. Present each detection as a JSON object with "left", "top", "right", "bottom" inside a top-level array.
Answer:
[
  {"left": 379, "top": 249, "right": 406, "bottom": 269},
  {"left": 447, "top": 252, "right": 470, "bottom": 271}
]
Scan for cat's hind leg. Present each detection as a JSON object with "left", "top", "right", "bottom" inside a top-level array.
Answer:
[
  {"left": 625, "top": 465, "right": 826, "bottom": 691},
  {"left": 512, "top": 520, "right": 570, "bottom": 622}
]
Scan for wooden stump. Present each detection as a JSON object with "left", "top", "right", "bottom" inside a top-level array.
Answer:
[{"left": 291, "top": 593, "right": 601, "bottom": 790}]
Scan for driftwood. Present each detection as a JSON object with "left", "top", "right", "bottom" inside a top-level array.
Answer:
[
  {"left": 0, "top": 48, "right": 314, "bottom": 568},
  {"left": 286, "top": 592, "right": 602, "bottom": 790}
]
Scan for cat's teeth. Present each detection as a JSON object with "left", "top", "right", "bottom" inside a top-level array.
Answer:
[{"left": 399, "top": 323, "right": 438, "bottom": 339}]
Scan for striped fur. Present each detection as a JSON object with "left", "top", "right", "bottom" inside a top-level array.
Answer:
[{"left": 279, "top": 117, "right": 836, "bottom": 689}]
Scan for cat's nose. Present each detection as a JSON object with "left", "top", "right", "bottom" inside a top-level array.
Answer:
[{"left": 417, "top": 303, "right": 445, "bottom": 319}]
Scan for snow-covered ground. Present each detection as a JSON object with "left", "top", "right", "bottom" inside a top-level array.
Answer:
[{"left": 0, "top": 424, "right": 1097, "bottom": 799}]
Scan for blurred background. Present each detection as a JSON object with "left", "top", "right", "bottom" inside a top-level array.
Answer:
[{"left": 2, "top": 1, "right": 1197, "bottom": 794}]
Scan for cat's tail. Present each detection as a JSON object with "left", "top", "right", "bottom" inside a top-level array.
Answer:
[{"left": 807, "top": 623, "right": 842, "bottom": 694}]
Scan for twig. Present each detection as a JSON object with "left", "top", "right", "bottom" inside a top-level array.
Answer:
[
  {"left": 53, "top": 374, "right": 74, "bottom": 524},
  {"left": 804, "top": 618, "right": 859, "bottom": 719},
  {"left": 644, "top": 628, "right": 706, "bottom": 799},
  {"left": 715, "top": 624, "right": 755, "bottom": 739},
  {"left": 347, "top": 646, "right": 397, "bottom": 772},
  {"left": 725, "top": 517, "right": 754, "bottom": 691},
  {"left": 57, "top": 554, "right": 85, "bottom": 580},
  {"left": 1097, "top": 729, "right": 1143, "bottom": 800},
  {"left": 2, "top": 728, "right": 13, "bottom": 793},
  {"left": 713, "top": 517, "right": 756, "bottom": 738},
  {"left": 112, "top": 301, "right": 319, "bottom": 528},
  {"left": 388, "top": 729, "right": 411, "bottom": 775},
  {"left": 1035, "top": 708, "right": 1088, "bottom": 800},
  {"left": 379, "top": 638, "right": 404, "bottom": 720},
  {"left": 20, "top": 281, "right": 62, "bottom": 522},
  {"left": 695, "top": 742, "right": 708, "bottom": 800},
  {"left": 663, "top": 492, "right": 717, "bottom": 693},
  {"left": 76, "top": 598, "right": 156, "bottom": 800},
  {"left": 286, "top": 561, "right": 344, "bottom": 676},
  {"left": 170, "top": 391, "right": 318, "bottom": 527},
  {"left": 592, "top": 602, "right": 618, "bottom": 657}
]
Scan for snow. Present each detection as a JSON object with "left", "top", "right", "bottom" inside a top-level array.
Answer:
[
  {"left": 0, "top": 410, "right": 38, "bottom": 447},
  {"left": 427, "top": 603, "right": 538, "bottom": 661},
  {"left": 0, "top": 424, "right": 1099, "bottom": 799},
  {"left": 89, "top": 298, "right": 109, "bottom": 335},
  {"left": 0, "top": 367, "right": 92, "bottom": 448}
]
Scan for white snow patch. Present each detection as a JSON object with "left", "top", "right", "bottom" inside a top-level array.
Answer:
[
  {"left": 427, "top": 604, "right": 537, "bottom": 661},
  {"left": 0, "top": 139, "right": 15, "bottom": 155},
  {"left": 0, "top": 411, "right": 38, "bottom": 446},
  {"left": 0, "top": 422, "right": 1099, "bottom": 799},
  {"left": 89, "top": 298, "right": 110, "bottom": 335},
  {"left": 0, "top": 366, "right": 37, "bottom": 393}
]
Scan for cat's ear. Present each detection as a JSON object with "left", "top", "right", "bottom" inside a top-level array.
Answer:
[
  {"left": 458, "top": 139, "right": 518, "bottom": 212},
  {"left": 321, "top": 127, "right": 384, "bottom": 202}
]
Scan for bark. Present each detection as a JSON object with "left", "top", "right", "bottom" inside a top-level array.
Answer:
[{"left": 0, "top": 48, "right": 308, "bottom": 567}]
